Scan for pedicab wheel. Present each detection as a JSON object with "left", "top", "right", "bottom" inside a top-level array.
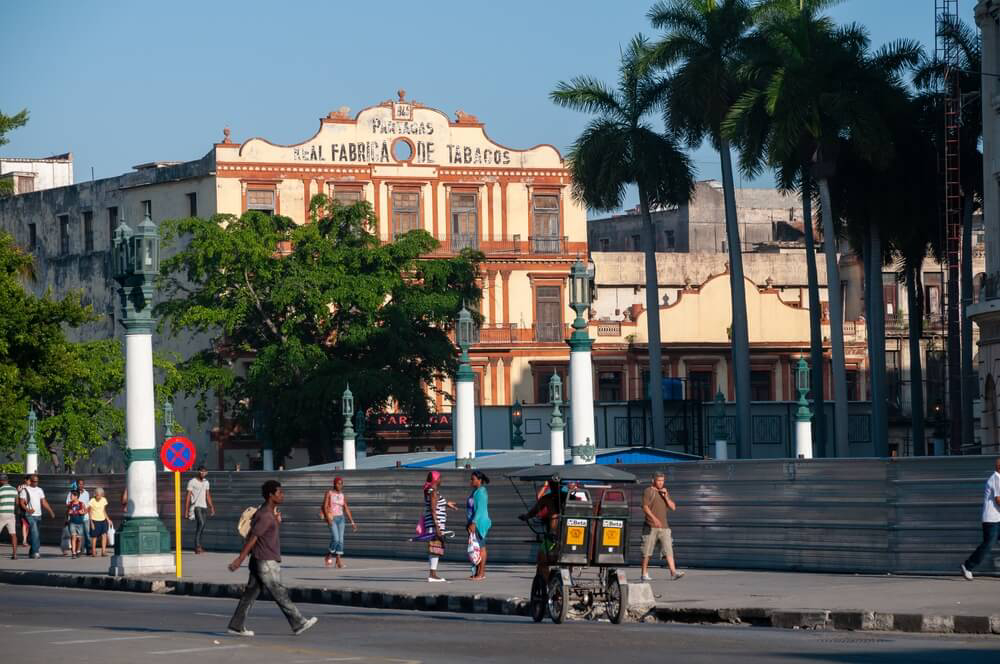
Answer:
[
  {"left": 606, "top": 572, "right": 627, "bottom": 624},
  {"left": 547, "top": 574, "right": 568, "bottom": 624},
  {"left": 530, "top": 573, "right": 546, "bottom": 623}
]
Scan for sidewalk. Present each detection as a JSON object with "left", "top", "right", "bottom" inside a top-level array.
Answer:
[{"left": 2, "top": 547, "right": 998, "bottom": 634}]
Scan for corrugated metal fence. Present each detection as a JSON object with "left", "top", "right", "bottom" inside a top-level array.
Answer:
[{"left": 23, "top": 456, "right": 998, "bottom": 574}]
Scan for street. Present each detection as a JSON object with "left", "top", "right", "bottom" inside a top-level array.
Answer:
[{"left": 2, "top": 584, "right": 997, "bottom": 663}]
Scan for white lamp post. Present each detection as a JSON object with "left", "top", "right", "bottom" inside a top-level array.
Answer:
[
  {"left": 568, "top": 259, "right": 596, "bottom": 464},
  {"left": 342, "top": 384, "right": 356, "bottom": 470},
  {"left": 109, "top": 212, "right": 174, "bottom": 576},
  {"left": 454, "top": 306, "right": 476, "bottom": 463},
  {"left": 712, "top": 390, "right": 728, "bottom": 460},
  {"left": 25, "top": 408, "right": 38, "bottom": 474},
  {"left": 795, "top": 358, "right": 814, "bottom": 459},
  {"left": 548, "top": 371, "right": 566, "bottom": 465}
]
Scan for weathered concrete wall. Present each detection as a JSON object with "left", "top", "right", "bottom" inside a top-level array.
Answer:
[{"left": 0, "top": 154, "right": 74, "bottom": 192}]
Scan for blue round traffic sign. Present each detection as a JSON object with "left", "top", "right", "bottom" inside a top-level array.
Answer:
[{"left": 161, "top": 436, "right": 196, "bottom": 472}]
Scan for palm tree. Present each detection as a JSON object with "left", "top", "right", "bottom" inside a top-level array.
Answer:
[
  {"left": 647, "top": 0, "right": 756, "bottom": 458},
  {"left": 552, "top": 35, "right": 695, "bottom": 449},
  {"left": 724, "top": 4, "right": 919, "bottom": 456},
  {"left": 914, "top": 16, "right": 983, "bottom": 452}
]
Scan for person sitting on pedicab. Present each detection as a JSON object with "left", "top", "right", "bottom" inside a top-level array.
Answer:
[{"left": 519, "top": 474, "right": 565, "bottom": 581}]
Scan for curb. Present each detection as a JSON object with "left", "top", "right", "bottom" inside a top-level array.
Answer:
[
  {"left": 650, "top": 606, "right": 1000, "bottom": 635},
  {"left": 3, "top": 570, "right": 998, "bottom": 634}
]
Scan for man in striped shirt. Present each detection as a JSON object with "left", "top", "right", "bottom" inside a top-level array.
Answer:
[{"left": 0, "top": 474, "right": 18, "bottom": 559}]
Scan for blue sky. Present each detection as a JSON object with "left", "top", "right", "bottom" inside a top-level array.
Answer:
[{"left": 1, "top": 0, "right": 950, "bottom": 208}]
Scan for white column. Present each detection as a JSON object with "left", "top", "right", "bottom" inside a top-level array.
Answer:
[
  {"left": 125, "top": 333, "right": 158, "bottom": 518},
  {"left": 342, "top": 433, "right": 356, "bottom": 471},
  {"left": 570, "top": 348, "right": 596, "bottom": 464},
  {"left": 455, "top": 379, "right": 476, "bottom": 461},
  {"left": 795, "top": 420, "right": 813, "bottom": 459},
  {"left": 714, "top": 438, "right": 728, "bottom": 460},
  {"left": 550, "top": 427, "right": 565, "bottom": 466},
  {"left": 25, "top": 452, "right": 38, "bottom": 475}
]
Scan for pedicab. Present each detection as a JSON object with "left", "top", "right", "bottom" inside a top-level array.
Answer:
[{"left": 507, "top": 464, "right": 638, "bottom": 624}]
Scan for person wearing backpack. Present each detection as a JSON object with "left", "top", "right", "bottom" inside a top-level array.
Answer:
[{"left": 227, "top": 480, "right": 317, "bottom": 637}]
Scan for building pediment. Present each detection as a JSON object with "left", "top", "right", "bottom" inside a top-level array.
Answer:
[{"left": 223, "top": 91, "right": 564, "bottom": 170}]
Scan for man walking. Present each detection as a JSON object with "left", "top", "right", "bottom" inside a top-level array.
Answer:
[
  {"left": 640, "top": 471, "right": 684, "bottom": 581},
  {"left": 227, "top": 480, "right": 317, "bottom": 637},
  {"left": 0, "top": 474, "right": 18, "bottom": 559},
  {"left": 961, "top": 458, "right": 1000, "bottom": 580},
  {"left": 184, "top": 466, "right": 214, "bottom": 553},
  {"left": 18, "top": 474, "right": 55, "bottom": 558},
  {"left": 67, "top": 479, "right": 92, "bottom": 555}
]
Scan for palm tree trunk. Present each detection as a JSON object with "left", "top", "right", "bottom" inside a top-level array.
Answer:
[
  {"left": 817, "top": 177, "right": 850, "bottom": 456},
  {"left": 720, "top": 139, "right": 752, "bottom": 458},
  {"left": 866, "top": 224, "right": 888, "bottom": 456},
  {"left": 638, "top": 184, "right": 667, "bottom": 448},
  {"left": 906, "top": 265, "right": 926, "bottom": 455},
  {"left": 960, "top": 193, "right": 975, "bottom": 451},
  {"left": 801, "top": 174, "right": 827, "bottom": 455}
]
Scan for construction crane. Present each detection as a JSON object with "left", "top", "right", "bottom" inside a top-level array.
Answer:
[{"left": 934, "top": 0, "right": 963, "bottom": 454}]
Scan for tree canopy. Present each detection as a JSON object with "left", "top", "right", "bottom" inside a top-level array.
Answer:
[
  {"left": 0, "top": 231, "right": 127, "bottom": 470},
  {"left": 156, "top": 197, "right": 483, "bottom": 465}
]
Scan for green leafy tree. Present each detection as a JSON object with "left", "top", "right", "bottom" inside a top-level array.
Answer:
[
  {"left": 0, "top": 108, "right": 29, "bottom": 197},
  {"left": 156, "top": 198, "right": 483, "bottom": 465},
  {"left": 551, "top": 35, "right": 694, "bottom": 449},
  {"left": 0, "top": 231, "right": 127, "bottom": 469},
  {"left": 648, "top": 0, "right": 756, "bottom": 457}
]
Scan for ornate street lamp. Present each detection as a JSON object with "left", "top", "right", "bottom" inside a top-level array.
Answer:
[
  {"left": 25, "top": 408, "right": 38, "bottom": 474},
  {"left": 110, "top": 211, "right": 172, "bottom": 576},
  {"left": 794, "top": 358, "right": 813, "bottom": 459},
  {"left": 164, "top": 401, "right": 174, "bottom": 438},
  {"left": 511, "top": 399, "right": 525, "bottom": 449},
  {"left": 567, "top": 258, "right": 596, "bottom": 464},
  {"left": 454, "top": 305, "right": 476, "bottom": 462},
  {"left": 548, "top": 372, "right": 565, "bottom": 465},
  {"left": 342, "top": 383, "right": 357, "bottom": 470}
]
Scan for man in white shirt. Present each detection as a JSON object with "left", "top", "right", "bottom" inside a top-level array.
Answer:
[
  {"left": 961, "top": 458, "right": 1000, "bottom": 580},
  {"left": 18, "top": 474, "right": 55, "bottom": 558},
  {"left": 184, "top": 466, "right": 214, "bottom": 554},
  {"left": 66, "top": 479, "right": 92, "bottom": 555}
]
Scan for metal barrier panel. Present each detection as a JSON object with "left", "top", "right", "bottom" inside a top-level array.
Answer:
[{"left": 18, "top": 456, "right": 998, "bottom": 574}]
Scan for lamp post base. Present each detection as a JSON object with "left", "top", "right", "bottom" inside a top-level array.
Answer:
[
  {"left": 109, "top": 553, "right": 176, "bottom": 577},
  {"left": 108, "top": 516, "right": 172, "bottom": 576}
]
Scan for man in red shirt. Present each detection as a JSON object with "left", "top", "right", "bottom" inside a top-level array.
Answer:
[{"left": 227, "top": 480, "right": 317, "bottom": 637}]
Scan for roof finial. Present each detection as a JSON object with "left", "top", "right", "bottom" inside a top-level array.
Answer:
[
  {"left": 222, "top": 127, "right": 232, "bottom": 144},
  {"left": 397, "top": 89, "right": 406, "bottom": 102}
]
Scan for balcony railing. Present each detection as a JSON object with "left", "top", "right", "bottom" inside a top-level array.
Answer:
[
  {"left": 529, "top": 235, "right": 566, "bottom": 254},
  {"left": 449, "top": 323, "right": 573, "bottom": 345},
  {"left": 597, "top": 321, "right": 622, "bottom": 336}
]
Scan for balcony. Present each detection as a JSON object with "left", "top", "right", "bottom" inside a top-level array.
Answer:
[
  {"left": 380, "top": 233, "right": 570, "bottom": 256},
  {"left": 597, "top": 321, "right": 621, "bottom": 336},
  {"left": 529, "top": 235, "right": 566, "bottom": 254},
  {"left": 450, "top": 323, "right": 573, "bottom": 345}
]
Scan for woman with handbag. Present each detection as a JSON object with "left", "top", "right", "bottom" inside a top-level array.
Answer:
[
  {"left": 418, "top": 471, "right": 456, "bottom": 582},
  {"left": 466, "top": 471, "right": 491, "bottom": 581}
]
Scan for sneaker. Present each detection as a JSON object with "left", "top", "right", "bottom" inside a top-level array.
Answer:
[
  {"left": 671, "top": 571, "right": 686, "bottom": 580},
  {"left": 293, "top": 617, "right": 318, "bottom": 636},
  {"left": 31, "top": 553, "right": 40, "bottom": 559},
  {"left": 227, "top": 628, "right": 254, "bottom": 637},
  {"left": 640, "top": 573, "right": 652, "bottom": 581},
  {"left": 961, "top": 564, "right": 973, "bottom": 581},
  {"left": 427, "top": 576, "right": 447, "bottom": 583}
]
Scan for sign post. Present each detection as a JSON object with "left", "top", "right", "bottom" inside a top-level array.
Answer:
[{"left": 160, "top": 435, "right": 196, "bottom": 578}]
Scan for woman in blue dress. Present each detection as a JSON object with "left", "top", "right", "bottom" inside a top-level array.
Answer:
[{"left": 467, "top": 470, "right": 491, "bottom": 580}]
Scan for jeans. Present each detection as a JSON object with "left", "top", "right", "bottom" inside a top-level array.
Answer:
[
  {"left": 964, "top": 522, "right": 1000, "bottom": 570},
  {"left": 228, "top": 558, "right": 306, "bottom": 632},
  {"left": 193, "top": 507, "right": 209, "bottom": 550},
  {"left": 328, "top": 516, "right": 346, "bottom": 555},
  {"left": 27, "top": 516, "right": 41, "bottom": 556}
]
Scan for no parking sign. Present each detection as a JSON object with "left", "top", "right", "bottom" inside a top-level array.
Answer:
[
  {"left": 160, "top": 436, "right": 196, "bottom": 473},
  {"left": 160, "top": 435, "right": 196, "bottom": 578}
]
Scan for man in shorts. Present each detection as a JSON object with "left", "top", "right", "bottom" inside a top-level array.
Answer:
[
  {"left": 0, "top": 474, "right": 18, "bottom": 559},
  {"left": 640, "top": 471, "right": 684, "bottom": 581}
]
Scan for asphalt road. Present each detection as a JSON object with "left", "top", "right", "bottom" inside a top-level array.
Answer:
[{"left": 2, "top": 585, "right": 998, "bottom": 664}]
